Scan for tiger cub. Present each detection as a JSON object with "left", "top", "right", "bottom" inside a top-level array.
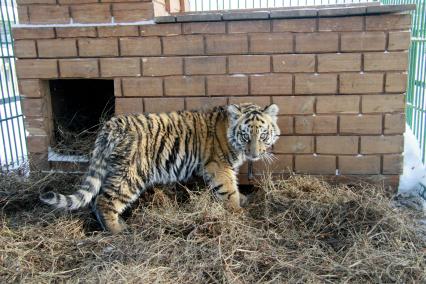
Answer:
[{"left": 40, "top": 103, "right": 280, "bottom": 234}]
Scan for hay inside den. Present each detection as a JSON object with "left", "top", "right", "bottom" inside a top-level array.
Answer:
[{"left": 0, "top": 171, "right": 425, "bottom": 283}]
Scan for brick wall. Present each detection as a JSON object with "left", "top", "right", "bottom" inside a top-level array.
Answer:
[{"left": 13, "top": 3, "right": 412, "bottom": 188}]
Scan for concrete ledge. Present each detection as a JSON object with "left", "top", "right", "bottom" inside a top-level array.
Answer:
[{"left": 155, "top": 4, "right": 415, "bottom": 23}]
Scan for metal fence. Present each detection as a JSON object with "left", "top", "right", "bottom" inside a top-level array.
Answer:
[{"left": 0, "top": 0, "right": 26, "bottom": 171}]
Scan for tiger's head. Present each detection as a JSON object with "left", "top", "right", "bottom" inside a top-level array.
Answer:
[{"left": 227, "top": 103, "right": 280, "bottom": 161}]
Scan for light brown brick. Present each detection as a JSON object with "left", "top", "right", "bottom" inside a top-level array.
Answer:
[
  {"left": 182, "top": 22, "right": 225, "bottom": 34},
  {"left": 122, "top": 78, "right": 163, "bottom": 97},
  {"left": 295, "top": 74, "right": 337, "bottom": 94},
  {"left": 141, "top": 23, "right": 182, "bottom": 36},
  {"left": 115, "top": 97, "right": 143, "bottom": 115},
  {"left": 98, "top": 26, "right": 139, "bottom": 37},
  {"left": 18, "top": 79, "right": 43, "bottom": 98},
  {"left": 28, "top": 5, "right": 70, "bottom": 24},
  {"left": 273, "top": 96, "right": 315, "bottom": 115},
  {"left": 38, "top": 39, "right": 77, "bottom": 58},
  {"left": 385, "top": 72, "right": 407, "bottom": 93},
  {"left": 207, "top": 75, "right": 248, "bottom": 96},
  {"left": 277, "top": 116, "right": 293, "bottom": 134},
  {"left": 228, "top": 96, "right": 270, "bottom": 107},
  {"left": 250, "top": 74, "right": 292, "bottom": 95},
  {"left": 120, "top": 37, "right": 161, "bottom": 56},
  {"left": 361, "top": 135, "right": 403, "bottom": 154},
  {"left": 364, "top": 52, "right": 408, "bottom": 71},
  {"left": 71, "top": 4, "right": 111, "bottom": 23},
  {"left": 185, "top": 56, "right": 226, "bottom": 75},
  {"left": 205, "top": 34, "right": 248, "bottom": 54},
  {"left": 14, "top": 40, "right": 37, "bottom": 58},
  {"left": 384, "top": 113, "right": 405, "bottom": 134},
  {"left": 366, "top": 14, "right": 411, "bottom": 31},
  {"left": 362, "top": 94, "right": 405, "bottom": 113},
  {"left": 163, "top": 35, "right": 204, "bottom": 55},
  {"left": 79, "top": 38, "right": 119, "bottom": 57},
  {"left": 296, "top": 33, "right": 338, "bottom": 53},
  {"left": 388, "top": 31, "right": 411, "bottom": 51},
  {"left": 142, "top": 57, "right": 182, "bottom": 76},
  {"left": 228, "top": 55, "right": 270, "bottom": 74},
  {"left": 17, "top": 6, "right": 29, "bottom": 24},
  {"left": 16, "top": 59, "right": 57, "bottom": 79},
  {"left": 340, "top": 73, "right": 384, "bottom": 94},
  {"left": 114, "top": 78, "right": 122, "bottom": 97},
  {"left": 295, "top": 115, "right": 337, "bottom": 134},
  {"left": 295, "top": 155, "right": 336, "bottom": 174},
  {"left": 112, "top": 2, "right": 154, "bottom": 22},
  {"left": 275, "top": 136, "right": 314, "bottom": 154},
  {"left": 59, "top": 0, "right": 97, "bottom": 4},
  {"left": 59, "top": 59, "right": 99, "bottom": 78},
  {"left": 383, "top": 154, "right": 403, "bottom": 174},
  {"left": 27, "top": 135, "right": 48, "bottom": 153},
  {"left": 164, "top": 76, "right": 205, "bottom": 96},
  {"left": 272, "top": 18, "right": 316, "bottom": 32},
  {"left": 25, "top": 117, "right": 48, "bottom": 134},
  {"left": 339, "top": 156, "right": 381, "bottom": 174},
  {"left": 317, "top": 53, "right": 361, "bottom": 72},
  {"left": 21, "top": 98, "right": 45, "bottom": 116},
  {"left": 317, "top": 95, "right": 360, "bottom": 114},
  {"left": 273, "top": 54, "right": 315, "bottom": 72},
  {"left": 144, "top": 98, "right": 184, "bottom": 113},
  {"left": 228, "top": 20, "right": 270, "bottom": 33},
  {"left": 341, "top": 32, "right": 386, "bottom": 51},
  {"left": 340, "top": 115, "right": 382, "bottom": 134},
  {"left": 319, "top": 16, "right": 363, "bottom": 31},
  {"left": 185, "top": 97, "right": 227, "bottom": 110},
  {"left": 13, "top": 27, "right": 54, "bottom": 40},
  {"left": 56, "top": 27, "right": 97, "bottom": 38},
  {"left": 317, "top": 136, "right": 358, "bottom": 154},
  {"left": 100, "top": 58, "right": 141, "bottom": 77},
  {"left": 249, "top": 33, "right": 293, "bottom": 53}
]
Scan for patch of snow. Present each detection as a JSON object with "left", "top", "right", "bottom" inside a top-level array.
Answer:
[{"left": 48, "top": 147, "right": 89, "bottom": 163}]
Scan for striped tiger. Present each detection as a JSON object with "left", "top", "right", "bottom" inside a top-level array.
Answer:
[{"left": 40, "top": 103, "right": 280, "bottom": 234}]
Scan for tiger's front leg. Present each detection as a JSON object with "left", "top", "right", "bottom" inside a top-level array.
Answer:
[{"left": 204, "top": 162, "right": 241, "bottom": 211}]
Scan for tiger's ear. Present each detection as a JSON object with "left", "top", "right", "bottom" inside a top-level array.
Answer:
[
  {"left": 227, "top": 104, "right": 242, "bottom": 119},
  {"left": 263, "top": 104, "right": 279, "bottom": 117}
]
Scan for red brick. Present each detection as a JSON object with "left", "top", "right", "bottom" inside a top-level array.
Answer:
[
  {"left": 249, "top": 33, "right": 293, "bottom": 53},
  {"left": 275, "top": 136, "right": 314, "bottom": 154},
  {"left": 228, "top": 55, "right": 270, "bottom": 74},
  {"left": 112, "top": 2, "right": 154, "bottom": 22},
  {"left": 277, "top": 116, "right": 293, "bottom": 134},
  {"left": 339, "top": 156, "right": 381, "bottom": 175},
  {"left": 100, "top": 58, "right": 141, "bottom": 77},
  {"left": 362, "top": 94, "right": 405, "bottom": 113},
  {"left": 340, "top": 73, "right": 384, "bottom": 94},
  {"left": 28, "top": 5, "right": 70, "bottom": 24},
  {"left": 185, "top": 56, "right": 226, "bottom": 75},
  {"left": 388, "top": 31, "right": 411, "bottom": 51},
  {"left": 15, "top": 59, "right": 57, "bottom": 79},
  {"left": 207, "top": 75, "right": 248, "bottom": 96},
  {"left": 341, "top": 32, "right": 386, "bottom": 51},
  {"left": 182, "top": 22, "right": 225, "bottom": 34},
  {"left": 27, "top": 135, "right": 48, "bottom": 153},
  {"left": 185, "top": 97, "right": 227, "bottom": 110},
  {"left": 317, "top": 136, "right": 358, "bottom": 154},
  {"left": 296, "top": 33, "right": 338, "bottom": 53},
  {"left": 366, "top": 14, "right": 411, "bottom": 31},
  {"left": 18, "top": 79, "right": 43, "bottom": 98},
  {"left": 122, "top": 78, "right": 163, "bottom": 97},
  {"left": 13, "top": 27, "right": 54, "bottom": 40},
  {"left": 295, "top": 115, "right": 337, "bottom": 134},
  {"left": 59, "top": 59, "right": 99, "bottom": 78},
  {"left": 272, "top": 18, "right": 316, "bottom": 32},
  {"left": 273, "top": 96, "right": 315, "bottom": 115},
  {"left": 59, "top": 0, "right": 97, "bottom": 4},
  {"left": 250, "top": 74, "right": 292, "bottom": 95},
  {"left": 364, "top": 52, "right": 409, "bottom": 71},
  {"left": 21, "top": 98, "right": 45, "bottom": 117},
  {"left": 141, "top": 23, "right": 182, "bottom": 36},
  {"left": 340, "top": 115, "right": 382, "bottom": 134},
  {"left": 164, "top": 76, "right": 205, "bottom": 96},
  {"left": 142, "top": 57, "right": 183, "bottom": 76},
  {"left": 205, "top": 34, "right": 248, "bottom": 54},
  {"left": 228, "top": 20, "right": 270, "bottom": 33},
  {"left": 317, "top": 53, "right": 361, "bottom": 72},
  {"left": 144, "top": 98, "right": 184, "bottom": 113},
  {"left": 14, "top": 40, "right": 37, "bottom": 58},
  {"left": 383, "top": 154, "right": 403, "bottom": 174},
  {"left": 273, "top": 54, "right": 315, "bottom": 72},
  {"left": 163, "top": 35, "right": 204, "bottom": 55},
  {"left": 295, "top": 155, "right": 336, "bottom": 174},
  {"left": 17, "top": 6, "right": 29, "bottom": 24},
  {"left": 317, "top": 95, "right": 360, "bottom": 114},
  {"left": 56, "top": 27, "right": 97, "bottom": 38},
  {"left": 38, "top": 39, "right": 77, "bottom": 58},
  {"left": 384, "top": 113, "right": 405, "bottom": 134},
  {"left": 228, "top": 96, "right": 271, "bottom": 108},
  {"left": 385, "top": 72, "right": 408, "bottom": 93},
  {"left": 319, "top": 16, "right": 363, "bottom": 31},
  {"left": 98, "top": 26, "right": 139, "bottom": 37},
  {"left": 115, "top": 97, "right": 143, "bottom": 115},
  {"left": 79, "top": 38, "right": 119, "bottom": 57},
  {"left": 361, "top": 135, "right": 404, "bottom": 154},
  {"left": 295, "top": 74, "right": 337, "bottom": 94},
  {"left": 71, "top": 4, "right": 111, "bottom": 23},
  {"left": 120, "top": 37, "right": 161, "bottom": 56}
]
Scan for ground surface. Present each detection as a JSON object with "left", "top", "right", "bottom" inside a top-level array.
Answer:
[{"left": 0, "top": 172, "right": 425, "bottom": 283}]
